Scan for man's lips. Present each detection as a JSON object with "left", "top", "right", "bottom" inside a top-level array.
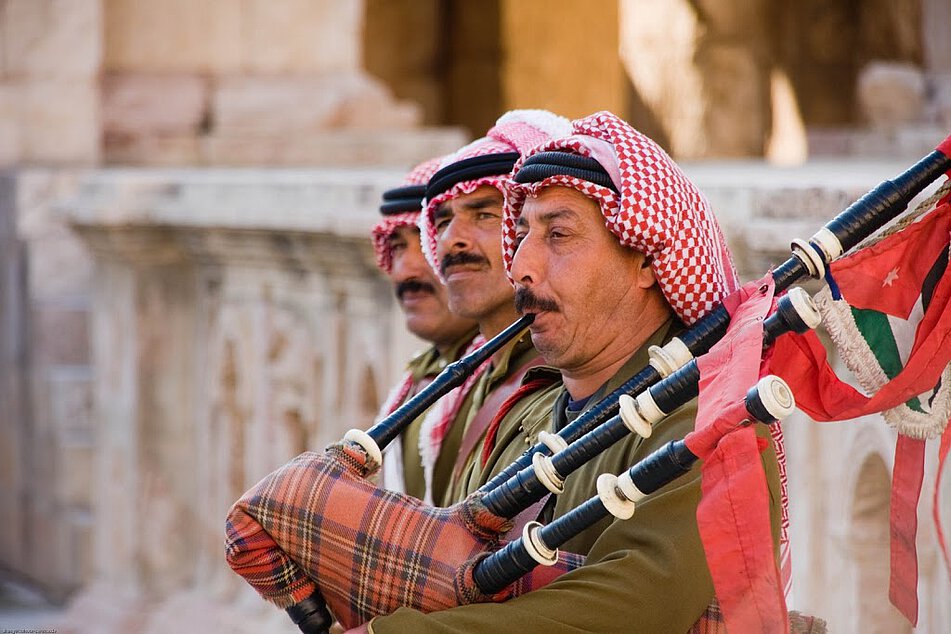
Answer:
[
  {"left": 399, "top": 289, "right": 435, "bottom": 303},
  {"left": 443, "top": 263, "right": 485, "bottom": 279}
]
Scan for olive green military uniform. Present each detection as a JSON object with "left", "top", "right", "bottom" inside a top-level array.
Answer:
[
  {"left": 370, "top": 320, "right": 782, "bottom": 632},
  {"left": 391, "top": 327, "right": 478, "bottom": 502},
  {"left": 437, "top": 330, "right": 540, "bottom": 506}
]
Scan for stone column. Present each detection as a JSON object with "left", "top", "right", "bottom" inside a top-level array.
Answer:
[{"left": 620, "top": 0, "right": 773, "bottom": 158}]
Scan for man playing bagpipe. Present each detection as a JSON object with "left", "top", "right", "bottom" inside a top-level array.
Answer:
[
  {"left": 365, "top": 112, "right": 785, "bottom": 632},
  {"left": 225, "top": 109, "right": 805, "bottom": 632},
  {"left": 415, "top": 110, "right": 573, "bottom": 506},
  {"left": 370, "top": 156, "right": 479, "bottom": 504}
]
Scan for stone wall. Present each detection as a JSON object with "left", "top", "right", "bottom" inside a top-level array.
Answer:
[
  {"left": 0, "top": 0, "right": 102, "bottom": 165},
  {"left": 0, "top": 170, "right": 96, "bottom": 600},
  {"left": 37, "top": 168, "right": 423, "bottom": 632},
  {"left": 101, "top": 0, "right": 465, "bottom": 167}
]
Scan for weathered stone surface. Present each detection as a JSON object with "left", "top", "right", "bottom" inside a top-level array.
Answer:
[
  {"left": 103, "top": 0, "right": 243, "bottom": 73},
  {"left": 240, "top": 0, "right": 361, "bottom": 74},
  {"left": 32, "top": 307, "right": 91, "bottom": 366},
  {"left": 102, "top": 73, "right": 209, "bottom": 136},
  {"left": 363, "top": 0, "right": 442, "bottom": 124},
  {"left": 698, "top": 44, "right": 769, "bottom": 157},
  {"left": 933, "top": 73, "right": 951, "bottom": 127},
  {"left": 212, "top": 73, "right": 418, "bottom": 136},
  {"left": 103, "top": 134, "right": 203, "bottom": 167},
  {"left": 1, "top": 0, "right": 102, "bottom": 78},
  {"left": 19, "top": 80, "right": 100, "bottom": 164},
  {"left": 103, "top": 0, "right": 360, "bottom": 74},
  {"left": 200, "top": 128, "right": 467, "bottom": 168},
  {"left": 765, "top": 69, "right": 808, "bottom": 165},
  {"left": 923, "top": 0, "right": 951, "bottom": 72},
  {"left": 501, "top": 0, "right": 625, "bottom": 119},
  {"left": 57, "top": 443, "right": 94, "bottom": 508},
  {"left": 857, "top": 61, "right": 926, "bottom": 129},
  {"left": 620, "top": 0, "right": 771, "bottom": 158},
  {"left": 0, "top": 84, "right": 20, "bottom": 165},
  {"left": 14, "top": 171, "right": 94, "bottom": 297}
]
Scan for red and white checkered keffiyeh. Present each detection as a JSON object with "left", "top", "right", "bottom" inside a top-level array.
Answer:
[
  {"left": 371, "top": 156, "right": 445, "bottom": 274},
  {"left": 419, "top": 110, "right": 572, "bottom": 277},
  {"left": 501, "top": 111, "right": 739, "bottom": 325}
]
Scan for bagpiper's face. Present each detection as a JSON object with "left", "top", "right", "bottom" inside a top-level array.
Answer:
[
  {"left": 433, "top": 185, "right": 515, "bottom": 323},
  {"left": 510, "top": 185, "right": 658, "bottom": 371},
  {"left": 387, "top": 224, "right": 475, "bottom": 346}
]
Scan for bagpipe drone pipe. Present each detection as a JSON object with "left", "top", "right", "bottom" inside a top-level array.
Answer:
[
  {"left": 471, "top": 375, "right": 795, "bottom": 595},
  {"left": 225, "top": 134, "right": 951, "bottom": 632}
]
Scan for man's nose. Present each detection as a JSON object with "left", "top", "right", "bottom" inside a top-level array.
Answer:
[
  {"left": 510, "top": 232, "right": 544, "bottom": 286},
  {"left": 439, "top": 215, "right": 474, "bottom": 254},
  {"left": 392, "top": 243, "right": 430, "bottom": 282}
]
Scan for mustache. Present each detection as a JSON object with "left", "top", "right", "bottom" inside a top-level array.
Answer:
[
  {"left": 396, "top": 279, "right": 437, "bottom": 300},
  {"left": 514, "top": 287, "right": 559, "bottom": 314},
  {"left": 439, "top": 251, "right": 489, "bottom": 277}
]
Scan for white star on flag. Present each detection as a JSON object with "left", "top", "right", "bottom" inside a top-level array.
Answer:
[{"left": 883, "top": 267, "right": 900, "bottom": 287}]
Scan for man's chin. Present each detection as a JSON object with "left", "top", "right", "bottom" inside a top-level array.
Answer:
[{"left": 527, "top": 331, "right": 565, "bottom": 362}]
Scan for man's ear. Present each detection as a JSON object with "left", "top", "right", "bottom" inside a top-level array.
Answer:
[{"left": 636, "top": 254, "right": 657, "bottom": 289}]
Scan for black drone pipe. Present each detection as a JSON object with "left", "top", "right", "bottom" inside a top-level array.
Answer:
[
  {"left": 480, "top": 140, "right": 951, "bottom": 496},
  {"left": 473, "top": 376, "right": 792, "bottom": 595},
  {"left": 480, "top": 292, "right": 812, "bottom": 518},
  {"left": 369, "top": 314, "right": 534, "bottom": 449}
]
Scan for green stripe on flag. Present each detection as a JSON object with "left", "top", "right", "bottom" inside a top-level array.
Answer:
[{"left": 850, "top": 306, "right": 925, "bottom": 413}]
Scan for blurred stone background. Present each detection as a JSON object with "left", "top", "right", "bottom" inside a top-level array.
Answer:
[{"left": 0, "top": 1, "right": 949, "bottom": 632}]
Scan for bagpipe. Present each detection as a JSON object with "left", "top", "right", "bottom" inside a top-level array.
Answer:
[{"left": 225, "top": 136, "right": 951, "bottom": 633}]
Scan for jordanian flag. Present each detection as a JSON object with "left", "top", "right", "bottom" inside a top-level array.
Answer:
[
  {"left": 772, "top": 196, "right": 951, "bottom": 426},
  {"left": 770, "top": 193, "right": 951, "bottom": 626}
]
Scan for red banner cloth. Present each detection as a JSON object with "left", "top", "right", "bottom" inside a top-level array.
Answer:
[
  {"left": 685, "top": 274, "right": 787, "bottom": 633},
  {"left": 889, "top": 435, "right": 926, "bottom": 623}
]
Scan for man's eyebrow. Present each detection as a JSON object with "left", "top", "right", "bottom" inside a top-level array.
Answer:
[
  {"left": 459, "top": 194, "right": 502, "bottom": 211},
  {"left": 520, "top": 207, "right": 579, "bottom": 228},
  {"left": 385, "top": 231, "right": 409, "bottom": 244},
  {"left": 433, "top": 203, "right": 452, "bottom": 221}
]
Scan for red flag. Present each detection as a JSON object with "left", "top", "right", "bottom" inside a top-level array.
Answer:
[
  {"left": 772, "top": 200, "right": 951, "bottom": 422},
  {"left": 770, "top": 198, "right": 951, "bottom": 626},
  {"left": 685, "top": 274, "right": 788, "bottom": 633},
  {"left": 830, "top": 204, "right": 951, "bottom": 319}
]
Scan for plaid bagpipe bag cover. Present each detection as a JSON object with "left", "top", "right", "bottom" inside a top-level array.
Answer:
[{"left": 225, "top": 442, "right": 583, "bottom": 628}]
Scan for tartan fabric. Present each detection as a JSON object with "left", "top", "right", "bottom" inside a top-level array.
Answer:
[
  {"left": 501, "top": 111, "right": 739, "bottom": 325},
  {"left": 687, "top": 600, "right": 828, "bottom": 633},
  {"left": 225, "top": 442, "right": 378, "bottom": 610},
  {"left": 370, "top": 156, "right": 444, "bottom": 273},
  {"left": 687, "top": 599, "right": 725, "bottom": 633},
  {"left": 226, "top": 442, "right": 583, "bottom": 629},
  {"left": 419, "top": 110, "right": 572, "bottom": 277}
]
